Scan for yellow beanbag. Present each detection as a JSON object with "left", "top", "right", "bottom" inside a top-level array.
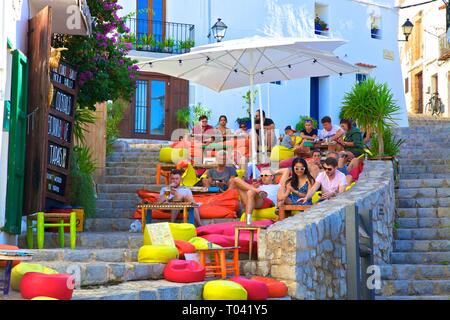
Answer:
[
  {"left": 239, "top": 207, "right": 278, "bottom": 222},
  {"left": 31, "top": 297, "right": 58, "bottom": 300},
  {"left": 346, "top": 182, "right": 356, "bottom": 191},
  {"left": 11, "top": 263, "right": 58, "bottom": 291},
  {"left": 138, "top": 245, "right": 179, "bottom": 263},
  {"left": 160, "top": 147, "right": 188, "bottom": 164},
  {"left": 312, "top": 191, "right": 321, "bottom": 204},
  {"left": 169, "top": 223, "right": 197, "bottom": 241},
  {"left": 236, "top": 169, "right": 245, "bottom": 179},
  {"left": 188, "top": 237, "right": 222, "bottom": 250},
  {"left": 203, "top": 280, "right": 248, "bottom": 300},
  {"left": 181, "top": 163, "right": 201, "bottom": 187},
  {"left": 292, "top": 136, "right": 302, "bottom": 145},
  {"left": 269, "top": 145, "right": 294, "bottom": 161}
]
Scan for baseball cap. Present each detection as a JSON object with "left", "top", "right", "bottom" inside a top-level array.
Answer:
[{"left": 284, "top": 125, "right": 296, "bottom": 132}]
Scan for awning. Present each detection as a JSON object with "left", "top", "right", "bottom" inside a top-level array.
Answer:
[{"left": 29, "top": 0, "right": 93, "bottom": 36}]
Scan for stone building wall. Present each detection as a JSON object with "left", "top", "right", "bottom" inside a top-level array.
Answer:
[{"left": 241, "top": 160, "right": 395, "bottom": 299}]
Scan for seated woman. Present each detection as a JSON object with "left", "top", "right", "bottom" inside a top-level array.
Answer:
[
  {"left": 202, "top": 150, "right": 237, "bottom": 191},
  {"left": 216, "top": 115, "right": 233, "bottom": 140},
  {"left": 278, "top": 158, "right": 315, "bottom": 206}
]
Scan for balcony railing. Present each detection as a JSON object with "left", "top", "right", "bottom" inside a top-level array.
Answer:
[
  {"left": 438, "top": 32, "right": 450, "bottom": 60},
  {"left": 125, "top": 18, "right": 195, "bottom": 54}
]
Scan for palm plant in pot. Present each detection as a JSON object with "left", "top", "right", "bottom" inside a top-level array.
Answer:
[
  {"left": 236, "top": 89, "right": 258, "bottom": 128},
  {"left": 340, "top": 77, "right": 403, "bottom": 160}
]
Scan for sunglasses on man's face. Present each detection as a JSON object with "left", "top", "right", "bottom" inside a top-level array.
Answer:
[
  {"left": 261, "top": 174, "right": 273, "bottom": 177},
  {"left": 323, "top": 166, "right": 334, "bottom": 172}
]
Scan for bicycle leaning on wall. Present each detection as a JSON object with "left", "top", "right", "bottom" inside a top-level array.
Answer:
[{"left": 426, "top": 93, "right": 445, "bottom": 116}]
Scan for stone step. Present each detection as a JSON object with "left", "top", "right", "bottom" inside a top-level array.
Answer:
[
  {"left": 28, "top": 248, "right": 138, "bottom": 262},
  {"left": 397, "top": 208, "right": 450, "bottom": 218},
  {"left": 72, "top": 280, "right": 205, "bottom": 300},
  {"left": 106, "top": 154, "right": 160, "bottom": 161},
  {"left": 396, "top": 218, "right": 450, "bottom": 229},
  {"left": 95, "top": 208, "right": 136, "bottom": 218},
  {"left": 380, "top": 264, "right": 450, "bottom": 280},
  {"left": 19, "top": 232, "right": 143, "bottom": 249},
  {"left": 378, "top": 280, "right": 450, "bottom": 296},
  {"left": 398, "top": 159, "right": 450, "bottom": 166},
  {"left": 32, "top": 261, "right": 164, "bottom": 288},
  {"left": 106, "top": 162, "right": 161, "bottom": 168},
  {"left": 376, "top": 295, "right": 450, "bottom": 300},
  {"left": 96, "top": 199, "right": 139, "bottom": 210},
  {"left": 97, "top": 192, "right": 141, "bottom": 201},
  {"left": 397, "top": 188, "right": 450, "bottom": 199},
  {"left": 391, "top": 252, "right": 450, "bottom": 264},
  {"left": 394, "top": 240, "right": 450, "bottom": 252},
  {"left": 97, "top": 184, "right": 148, "bottom": 193},
  {"left": 398, "top": 179, "right": 450, "bottom": 189},
  {"left": 397, "top": 198, "right": 450, "bottom": 208},
  {"left": 102, "top": 176, "right": 155, "bottom": 185},
  {"left": 398, "top": 153, "right": 450, "bottom": 159},
  {"left": 396, "top": 228, "right": 450, "bottom": 240},
  {"left": 85, "top": 218, "right": 134, "bottom": 232},
  {"left": 399, "top": 166, "right": 450, "bottom": 174},
  {"left": 105, "top": 167, "right": 157, "bottom": 176},
  {"left": 400, "top": 174, "right": 450, "bottom": 180}
]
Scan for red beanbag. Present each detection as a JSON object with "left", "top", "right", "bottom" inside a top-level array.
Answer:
[
  {"left": 250, "top": 276, "right": 288, "bottom": 298},
  {"left": 20, "top": 272, "right": 74, "bottom": 300},
  {"left": 174, "top": 240, "right": 196, "bottom": 259},
  {"left": 230, "top": 276, "right": 269, "bottom": 300},
  {"left": 200, "top": 233, "right": 254, "bottom": 254},
  {"left": 163, "top": 260, "right": 205, "bottom": 283},
  {"left": 197, "top": 220, "right": 274, "bottom": 237},
  {"left": 0, "top": 244, "right": 21, "bottom": 267}
]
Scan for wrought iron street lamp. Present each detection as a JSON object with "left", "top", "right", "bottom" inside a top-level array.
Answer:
[
  {"left": 400, "top": 18, "right": 414, "bottom": 41},
  {"left": 211, "top": 18, "right": 227, "bottom": 42}
]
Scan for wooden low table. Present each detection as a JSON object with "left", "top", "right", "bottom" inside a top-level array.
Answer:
[
  {"left": 0, "top": 252, "right": 33, "bottom": 295},
  {"left": 278, "top": 204, "right": 313, "bottom": 221},
  {"left": 234, "top": 224, "right": 268, "bottom": 260},
  {"left": 197, "top": 246, "right": 240, "bottom": 279},
  {"left": 137, "top": 202, "right": 199, "bottom": 231}
]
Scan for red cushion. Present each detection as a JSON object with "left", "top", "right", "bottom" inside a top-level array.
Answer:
[
  {"left": 0, "top": 244, "right": 21, "bottom": 268},
  {"left": 230, "top": 276, "right": 269, "bottom": 300},
  {"left": 20, "top": 272, "right": 74, "bottom": 300},
  {"left": 250, "top": 276, "right": 288, "bottom": 298},
  {"left": 349, "top": 161, "right": 364, "bottom": 181},
  {"left": 174, "top": 240, "right": 196, "bottom": 259},
  {"left": 163, "top": 260, "right": 205, "bottom": 283},
  {"left": 197, "top": 220, "right": 273, "bottom": 237},
  {"left": 279, "top": 157, "right": 296, "bottom": 169},
  {"left": 200, "top": 233, "right": 255, "bottom": 254}
]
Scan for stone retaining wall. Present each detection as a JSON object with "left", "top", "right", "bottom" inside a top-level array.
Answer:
[{"left": 241, "top": 160, "right": 395, "bottom": 299}]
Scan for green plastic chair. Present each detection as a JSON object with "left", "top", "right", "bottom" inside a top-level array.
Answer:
[{"left": 26, "top": 212, "right": 76, "bottom": 249}]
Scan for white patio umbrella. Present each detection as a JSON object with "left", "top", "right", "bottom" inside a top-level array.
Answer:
[{"left": 136, "top": 36, "right": 357, "bottom": 176}]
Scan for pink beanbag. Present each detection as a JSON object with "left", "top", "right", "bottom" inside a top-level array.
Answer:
[
  {"left": 230, "top": 276, "right": 269, "bottom": 300},
  {"left": 201, "top": 233, "right": 255, "bottom": 254},
  {"left": 163, "top": 260, "right": 206, "bottom": 283},
  {"left": 174, "top": 240, "right": 196, "bottom": 259},
  {"left": 196, "top": 220, "right": 273, "bottom": 237},
  {"left": 20, "top": 272, "right": 74, "bottom": 300},
  {"left": 250, "top": 276, "right": 288, "bottom": 298}
]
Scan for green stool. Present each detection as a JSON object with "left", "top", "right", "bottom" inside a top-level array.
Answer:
[{"left": 26, "top": 212, "right": 77, "bottom": 249}]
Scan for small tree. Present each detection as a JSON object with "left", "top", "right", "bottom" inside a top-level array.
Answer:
[{"left": 340, "top": 78, "right": 401, "bottom": 156}]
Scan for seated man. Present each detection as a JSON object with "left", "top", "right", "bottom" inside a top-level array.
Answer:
[
  {"left": 229, "top": 168, "right": 290, "bottom": 220},
  {"left": 299, "top": 157, "right": 347, "bottom": 204},
  {"left": 327, "top": 151, "right": 354, "bottom": 185},
  {"left": 191, "top": 115, "right": 215, "bottom": 145},
  {"left": 202, "top": 150, "right": 237, "bottom": 191},
  {"left": 158, "top": 169, "right": 203, "bottom": 226},
  {"left": 318, "top": 116, "right": 344, "bottom": 151},
  {"left": 307, "top": 149, "right": 323, "bottom": 179}
]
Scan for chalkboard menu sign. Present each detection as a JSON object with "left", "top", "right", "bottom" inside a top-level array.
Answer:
[{"left": 44, "top": 59, "right": 78, "bottom": 204}]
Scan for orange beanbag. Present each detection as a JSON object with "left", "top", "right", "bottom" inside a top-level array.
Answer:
[
  {"left": 250, "top": 276, "right": 288, "bottom": 298},
  {"left": 0, "top": 244, "right": 21, "bottom": 268},
  {"left": 174, "top": 240, "right": 196, "bottom": 259}
]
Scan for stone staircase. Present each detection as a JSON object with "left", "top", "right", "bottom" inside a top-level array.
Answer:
[{"left": 377, "top": 116, "right": 450, "bottom": 300}]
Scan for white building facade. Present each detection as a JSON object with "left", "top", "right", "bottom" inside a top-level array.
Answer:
[
  {"left": 398, "top": 0, "right": 449, "bottom": 116},
  {"left": 119, "top": 0, "right": 409, "bottom": 140}
]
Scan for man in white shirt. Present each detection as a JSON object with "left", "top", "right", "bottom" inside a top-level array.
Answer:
[
  {"left": 229, "top": 168, "right": 290, "bottom": 219},
  {"left": 299, "top": 157, "right": 347, "bottom": 203},
  {"left": 318, "top": 116, "right": 344, "bottom": 141}
]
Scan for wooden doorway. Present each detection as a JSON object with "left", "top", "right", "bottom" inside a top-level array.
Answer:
[{"left": 416, "top": 72, "right": 423, "bottom": 114}]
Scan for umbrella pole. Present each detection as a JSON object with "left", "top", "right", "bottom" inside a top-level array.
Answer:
[
  {"left": 250, "top": 74, "right": 257, "bottom": 180},
  {"left": 258, "top": 85, "right": 266, "bottom": 161}
]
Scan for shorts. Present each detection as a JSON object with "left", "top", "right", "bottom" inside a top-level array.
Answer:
[
  {"left": 288, "top": 193, "right": 312, "bottom": 205},
  {"left": 260, "top": 197, "right": 275, "bottom": 208}
]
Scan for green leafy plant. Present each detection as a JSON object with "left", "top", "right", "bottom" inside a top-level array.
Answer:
[
  {"left": 176, "top": 107, "right": 191, "bottom": 128},
  {"left": 369, "top": 126, "right": 405, "bottom": 157},
  {"left": 140, "top": 34, "right": 155, "bottom": 47},
  {"left": 179, "top": 39, "right": 195, "bottom": 50},
  {"left": 69, "top": 146, "right": 97, "bottom": 218},
  {"left": 106, "top": 100, "right": 128, "bottom": 156},
  {"left": 295, "top": 116, "right": 318, "bottom": 131},
  {"left": 163, "top": 38, "right": 176, "bottom": 52},
  {"left": 242, "top": 90, "right": 258, "bottom": 117},
  {"left": 73, "top": 106, "right": 97, "bottom": 145},
  {"left": 315, "top": 15, "right": 328, "bottom": 30},
  {"left": 340, "top": 77, "right": 401, "bottom": 156},
  {"left": 192, "top": 103, "right": 212, "bottom": 124}
]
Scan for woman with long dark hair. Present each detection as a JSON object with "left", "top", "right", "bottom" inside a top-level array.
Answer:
[{"left": 278, "top": 157, "right": 315, "bottom": 206}]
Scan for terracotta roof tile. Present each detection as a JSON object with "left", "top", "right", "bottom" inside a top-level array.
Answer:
[{"left": 355, "top": 63, "right": 377, "bottom": 68}]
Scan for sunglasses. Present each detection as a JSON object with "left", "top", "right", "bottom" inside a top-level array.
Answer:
[
  {"left": 260, "top": 174, "right": 273, "bottom": 177},
  {"left": 294, "top": 167, "right": 306, "bottom": 171},
  {"left": 323, "top": 166, "right": 334, "bottom": 172}
]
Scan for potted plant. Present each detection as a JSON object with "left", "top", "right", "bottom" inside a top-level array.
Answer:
[
  {"left": 141, "top": 34, "right": 155, "bottom": 51},
  {"left": 315, "top": 15, "right": 329, "bottom": 35},
  {"left": 236, "top": 89, "right": 258, "bottom": 129},
  {"left": 176, "top": 106, "right": 191, "bottom": 128},
  {"left": 340, "top": 77, "right": 402, "bottom": 159},
  {"left": 371, "top": 25, "right": 380, "bottom": 39},
  {"left": 163, "top": 37, "right": 176, "bottom": 53},
  {"left": 178, "top": 39, "right": 195, "bottom": 53}
]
